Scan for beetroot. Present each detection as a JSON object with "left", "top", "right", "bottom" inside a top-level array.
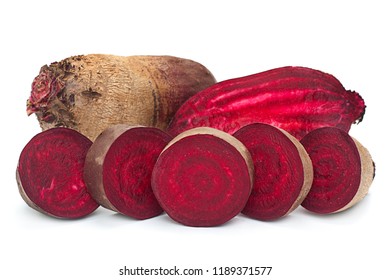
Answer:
[
  {"left": 234, "top": 123, "right": 313, "bottom": 220},
  {"left": 151, "top": 127, "right": 253, "bottom": 227},
  {"left": 168, "top": 66, "right": 365, "bottom": 140},
  {"left": 16, "top": 127, "right": 98, "bottom": 219},
  {"left": 300, "top": 127, "right": 375, "bottom": 214},
  {"left": 84, "top": 124, "right": 172, "bottom": 219},
  {"left": 26, "top": 54, "right": 216, "bottom": 141}
]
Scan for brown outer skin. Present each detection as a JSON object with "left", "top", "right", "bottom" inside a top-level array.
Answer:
[
  {"left": 33, "top": 54, "right": 216, "bottom": 140},
  {"left": 277, "top": 128, "right": 314, "bottom": 217},
  {"left": 83, "top": 124, "right": 137, "bottom": 212},
  {"left": 162, "top": 127, "right": 255, "bottom": 188},
  {"left": 335, "top": 138, "right": 375, "bottom": 213}
]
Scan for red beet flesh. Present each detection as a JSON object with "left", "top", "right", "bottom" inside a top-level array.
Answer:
[
  {"left": 17, "top": 128, "right": 98, "bottom": 218},
  {"left": 234, "top": 123, "right": 313, "bottom": 220},
  {"left": 168, "top": 66, "right": 365, "bottom": 140},
  {"left": 84, "top": 125, "right": 172, "bottom": 219},
  {"left": 151, "top": 128, "right": 253, "bottom": 227},
  {"left": 300, "top": 127, "right": 362, "bottom": 214}
]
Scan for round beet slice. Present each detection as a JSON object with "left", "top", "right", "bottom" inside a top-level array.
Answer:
[
  {"left": 151, "top": 127, "right": 254, "bottom": 227},
  {"left": 16, "top": 127, "right": 99, "bottom": 219},
  {"left": 233, "top": 123, "right": 313, "bottom": 220},
  {"left": 84, "top": 124, "right": 172, "bottom": 219},
  {"left": 300, "top": 127, "right": 375, "bottom": 214}
]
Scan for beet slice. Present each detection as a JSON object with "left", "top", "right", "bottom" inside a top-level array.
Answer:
[
  {"left": 16, "top": 127, "right": 98, "bottom": 219},
  {"left": 300, "top": 127, "right": 375, "bottom": 214},
  {"left": 233, "top": 123, "right": 313, "bottom": 220},
  {"left": 84, "top": 124, "right": 172, "bottom": 219},
  {"left": 151, "top": 127, "right": 254, "bottom": 227}
]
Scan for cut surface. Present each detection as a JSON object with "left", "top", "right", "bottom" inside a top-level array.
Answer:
[
  {"left": 17, "top": 127, "right": 98, "bottom": 218},
  {"left": 151, "top": 127, "right": 253, "bottom": 227},
  {"left": 300, "top": 127, "right": 363, "bottom": 214},
  {"left": 234, "top": 123, "right": 313, "bottom": 220},
  {"left": 84, "top": 125, "right": 172, "bottom": 219},
  {"left": 168, "top": 66, "right": 365, "bottom": 140}
]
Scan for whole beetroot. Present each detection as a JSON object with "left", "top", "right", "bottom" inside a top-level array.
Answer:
[{"left": 27, "top": 54, "right": 216, "bottom": 140}]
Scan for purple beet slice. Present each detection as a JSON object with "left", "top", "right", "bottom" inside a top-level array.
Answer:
[
  {"left": 151, "top": 127, "right": 254, "bottom": 227},
  {"left": 84, "top": 124, "right": 172, "bottom": 219},
  {"left": 16, "top": 127, "right": 99, "bottom": 219},
  {"left": 233, "top": 123, "right": 313, "bottom": 220},
  {"left": 300, "top": 127, "right": 375, "bottom": 214}
]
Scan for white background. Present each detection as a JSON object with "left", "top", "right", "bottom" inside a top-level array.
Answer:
[{"left": 1, "top": 0, "right": 389, "bottom": 279}]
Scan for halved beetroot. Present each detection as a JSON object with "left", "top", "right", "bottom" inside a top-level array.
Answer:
[
  {"left": 151, "top": 127, "right": 254, "bottom": 227},
  {"left": 233, "top": 123, "right": 313, "bottom": 220},
  {"left": 168, "top": 66, "right": 366, "bottom": 140},
  {"left": 300, "top": 127, "right": 375, "bottom": 214},
  {"left": 84, "top": 124, "right": 172, "bottom": 219},
  {"left": 16, "top": 127, "right": 99, "bottom": 219}
]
